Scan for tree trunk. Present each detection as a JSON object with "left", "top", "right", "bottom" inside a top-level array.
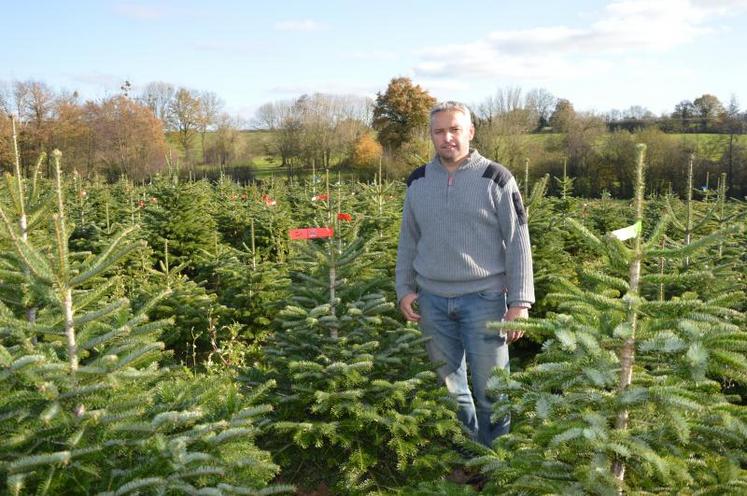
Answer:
[
  {"left": 64, "top": 287, "right": 78, "bottom": 371},
  {"left": 611, "top": 144, "right": 646, "bottom": 489}
]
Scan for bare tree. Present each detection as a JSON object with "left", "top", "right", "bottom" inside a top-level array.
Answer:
[
  {"left": 168, "top": 87, "right": 201, "bottom": 161},
  {"left": 268, "top": 99, "right": 303, "bottom": 170},
  {"left": 477, "top": 87, "right": 524, "bottom": 123},
  {"left": 15, "top": 80, "right": 56, "bottom": 127},
  {"left": 300, "top": 93, "right": 373, "bottom": 169},
  {"left": 722, "top": 94, "right": 743, "bottom": 191},
  {"left": 0, "top": 81, "right": 12, "bottom": 114},
  {"left": 525, "top": 88, "right": 556, "bottom": 129},
  {"left": 206, "top": 112, "right": 245, "bottom": 166},
  {"left": 623, "top": 105, "right": 654, "bottom": 121},
  {"left": 197, "top": 91, "right": 223, "bottom": 164},
  {"left": 252, "top": 102, "right": 282, "bottom": 130},
  {"left": 256, "top": 93, "right": 373, "bottom": 171},
  {"left": 12, "top": 80, "right": 57, "bottom": 174},
  {"left": 475, "top": 87, "right": 536, "bottom": 168},
  {"left": 139, "top": 81, "right": 175, "bottom": 124}
]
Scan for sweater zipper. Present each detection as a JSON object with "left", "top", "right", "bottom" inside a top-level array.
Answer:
[{"left": 447, "top": 173, "right": 454, "bottom": 205}]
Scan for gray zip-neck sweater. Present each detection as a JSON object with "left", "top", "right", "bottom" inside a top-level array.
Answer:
[{"left": 395, "top": 150, "right": 534, "bottom": 307}]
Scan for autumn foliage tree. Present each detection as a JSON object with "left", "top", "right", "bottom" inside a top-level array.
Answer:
[
  {"left": 549, "top": 98, "right": 577, "bottom": 133},
  {"left": 84, "top": 95, "right": 167, "bottom": 179},
  {"left": 0, "top": 113, "right": 14, "bottom": 167},
  {"left": 372, "top": 77, "right": 435, "bottom": 151},
  {"left": 351, "top": 132, "right": 383, "bottom": 171},
  {"left": 0, "top": 82, "right": 167, "bottom": 180}
]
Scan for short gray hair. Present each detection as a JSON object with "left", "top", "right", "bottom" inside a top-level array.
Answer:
[{"left": 429, "top": 101, "right": 472, "bottom": 126}]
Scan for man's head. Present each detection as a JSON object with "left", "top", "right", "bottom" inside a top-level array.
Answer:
[{"left": 429, "top": 101, "right": 475, "bottom": 168}]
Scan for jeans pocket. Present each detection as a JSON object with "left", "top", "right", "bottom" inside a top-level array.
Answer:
[{"left": 477, "top": 289, "right": 504, "bottom": 301}]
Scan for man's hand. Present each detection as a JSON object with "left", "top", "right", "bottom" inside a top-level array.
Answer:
[
  {"left": 503, "top": 306, "right": 528, "bottom": 344},
  {"left": 399, "top": 293, "right": 421, "bottom": 322}
]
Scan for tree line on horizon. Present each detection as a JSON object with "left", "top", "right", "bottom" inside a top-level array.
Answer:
[{"left": 1, "top": 77, "right": 746, "bottom": 198}]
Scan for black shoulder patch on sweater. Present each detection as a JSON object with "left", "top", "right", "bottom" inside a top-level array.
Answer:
[
  {"left": 406, "top": 165, "right": 427, "bottom": 187},
  {"left": 512, "top": 191, "right": 527, "bottom": 225},
  {"left": 482, "top": 162, "right": 512, "bottom": 187}
]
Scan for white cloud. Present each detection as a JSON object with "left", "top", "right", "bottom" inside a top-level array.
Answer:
[
  {"left": 273, "top": 19, "right": 323, "bottom": 32},
  {"left": 413, "top": 0, "right": 744, "bottom": 81},
  {"left": 412, "top": 78, "right": 472, "bottom": 93}
]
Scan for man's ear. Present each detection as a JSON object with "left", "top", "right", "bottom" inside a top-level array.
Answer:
[{"left": 468, "top": 124, "right": 475, "bottom": 140}]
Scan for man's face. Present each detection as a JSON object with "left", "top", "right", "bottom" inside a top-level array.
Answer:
[{"left": 430, "top": 110, "right": 475, "bottom": 165}]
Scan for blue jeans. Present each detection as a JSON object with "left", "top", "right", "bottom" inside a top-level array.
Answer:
[{"left": 418, "top": 288, "right": 509, "bottom": 446}]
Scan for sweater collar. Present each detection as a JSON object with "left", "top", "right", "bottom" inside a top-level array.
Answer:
[{"left": 433, "top": 149, "right": 483, "bottom": 173}]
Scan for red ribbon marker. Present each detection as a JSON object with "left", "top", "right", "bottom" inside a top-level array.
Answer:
[
  {"left": 312, "top": 194, "right": 328, "bottom": 202},
  {"left": 261, "top": 194, "right": 276, "bottom": 206},
  {"left": 337, "top": 213, "right": 352, "bottom": 222},
  {"left": 289, "top": 227, "right": 334, "bottom": 240}
]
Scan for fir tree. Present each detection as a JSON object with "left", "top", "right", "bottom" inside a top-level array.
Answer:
[
  {"left": 0, "top": 150, "right": 291, "bottom": 495},
  {"left": 188, "top": 231, "right": 290, "bottom": 368},
  {"left": 142, "top": 175, "right": 218, "bottom": 275},
  {"left": 0, "top": 117, "right": 51, "bottom": 325},
  {"left": 254, "top": 215, "right": 462, "bottom": 494},
  {"left": 470, "top": 144, "right": 747, "bottom": 494}
]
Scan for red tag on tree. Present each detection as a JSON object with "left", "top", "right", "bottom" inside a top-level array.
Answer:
[
  {"left": 337, "top": 213, "right": 352, "bottom": 221},
  {"left": 312, "top": 194, "right": 328, "bottom": 201},
  {"left": 289, "top": 227, "right": 334, "bottom": 240}
]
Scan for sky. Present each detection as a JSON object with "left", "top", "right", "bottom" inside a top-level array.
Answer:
[{"left": 3, "top": 0, "right": 747, "bottom": 121}]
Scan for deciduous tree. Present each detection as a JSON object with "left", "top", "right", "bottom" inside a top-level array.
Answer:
[
  {"left": 372, "top": 77, "right": 435, "bottom": 151},
  {"left": 671, "top": 100, "right": 695, "bottom": 131},
  {"left": 86, "top": 95, "right": 167, "bottom": 179},
  {"left": 168, "top": 87, "right": 201, "bottom": 161},
  {"left": 475, "top": 87, "right": 536, "bottom": 167},
  {"left": 138, "top": 80, "right": 175, "bottom": 123},
  {"left": 692, "top": 93, "right": 725, "bottom": 131},
  {"left": 206, "top": 112, "right": 245, "bottom": 166},
  {"left": 51, "top": 96, "right": 92, "bottom": 174},
  {"left": 351, "top": 132, "right": 383, "bottom": 170},
  {"left": 197, "top": 91, "right": 223, "bottom": 163},
  {"left": 525, "top": 87, "right": 557, "bottom": 129},
  {"left": 549, "top": 98, "right": 576, "bottom": 132},
  {"left": 13, "top": 80, "right": 57, "bottom": 173},
  {"left": 255, "top": 94, "right": 372, "bottom": 173}
]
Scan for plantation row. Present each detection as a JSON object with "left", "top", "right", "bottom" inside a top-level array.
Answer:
[{"left": 1, "top": 147, "right": 746, "bottom": 494}]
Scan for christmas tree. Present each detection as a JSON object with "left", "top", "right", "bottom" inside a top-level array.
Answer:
[
  {"left": 252, "top": 199, "right": 462, "bottom": 494},
  {"left": 0, "top": 149, "right": 291, "bottom": 495},
  {"left": 471, "top": 145, "right": 747, "bottom": 494}
]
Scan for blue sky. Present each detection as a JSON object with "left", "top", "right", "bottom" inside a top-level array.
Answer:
[{"left": 3, "top": 0, "right": 747, "bottom": 120}]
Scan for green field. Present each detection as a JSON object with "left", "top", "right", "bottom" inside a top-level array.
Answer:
[{"left": 169, "top": 130, "right": 747, "bottom": 169}]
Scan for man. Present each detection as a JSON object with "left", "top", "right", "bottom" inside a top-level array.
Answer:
[{"left": 395, "top": 101, "right": 534, "bottom": 446}]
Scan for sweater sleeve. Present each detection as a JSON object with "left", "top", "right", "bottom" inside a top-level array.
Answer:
[
  {"left": 395, "top": 191, "right": 420, "bottom": 303},
  {"left": 495, "top": 178, "right": 535, "bottom": 307}
]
